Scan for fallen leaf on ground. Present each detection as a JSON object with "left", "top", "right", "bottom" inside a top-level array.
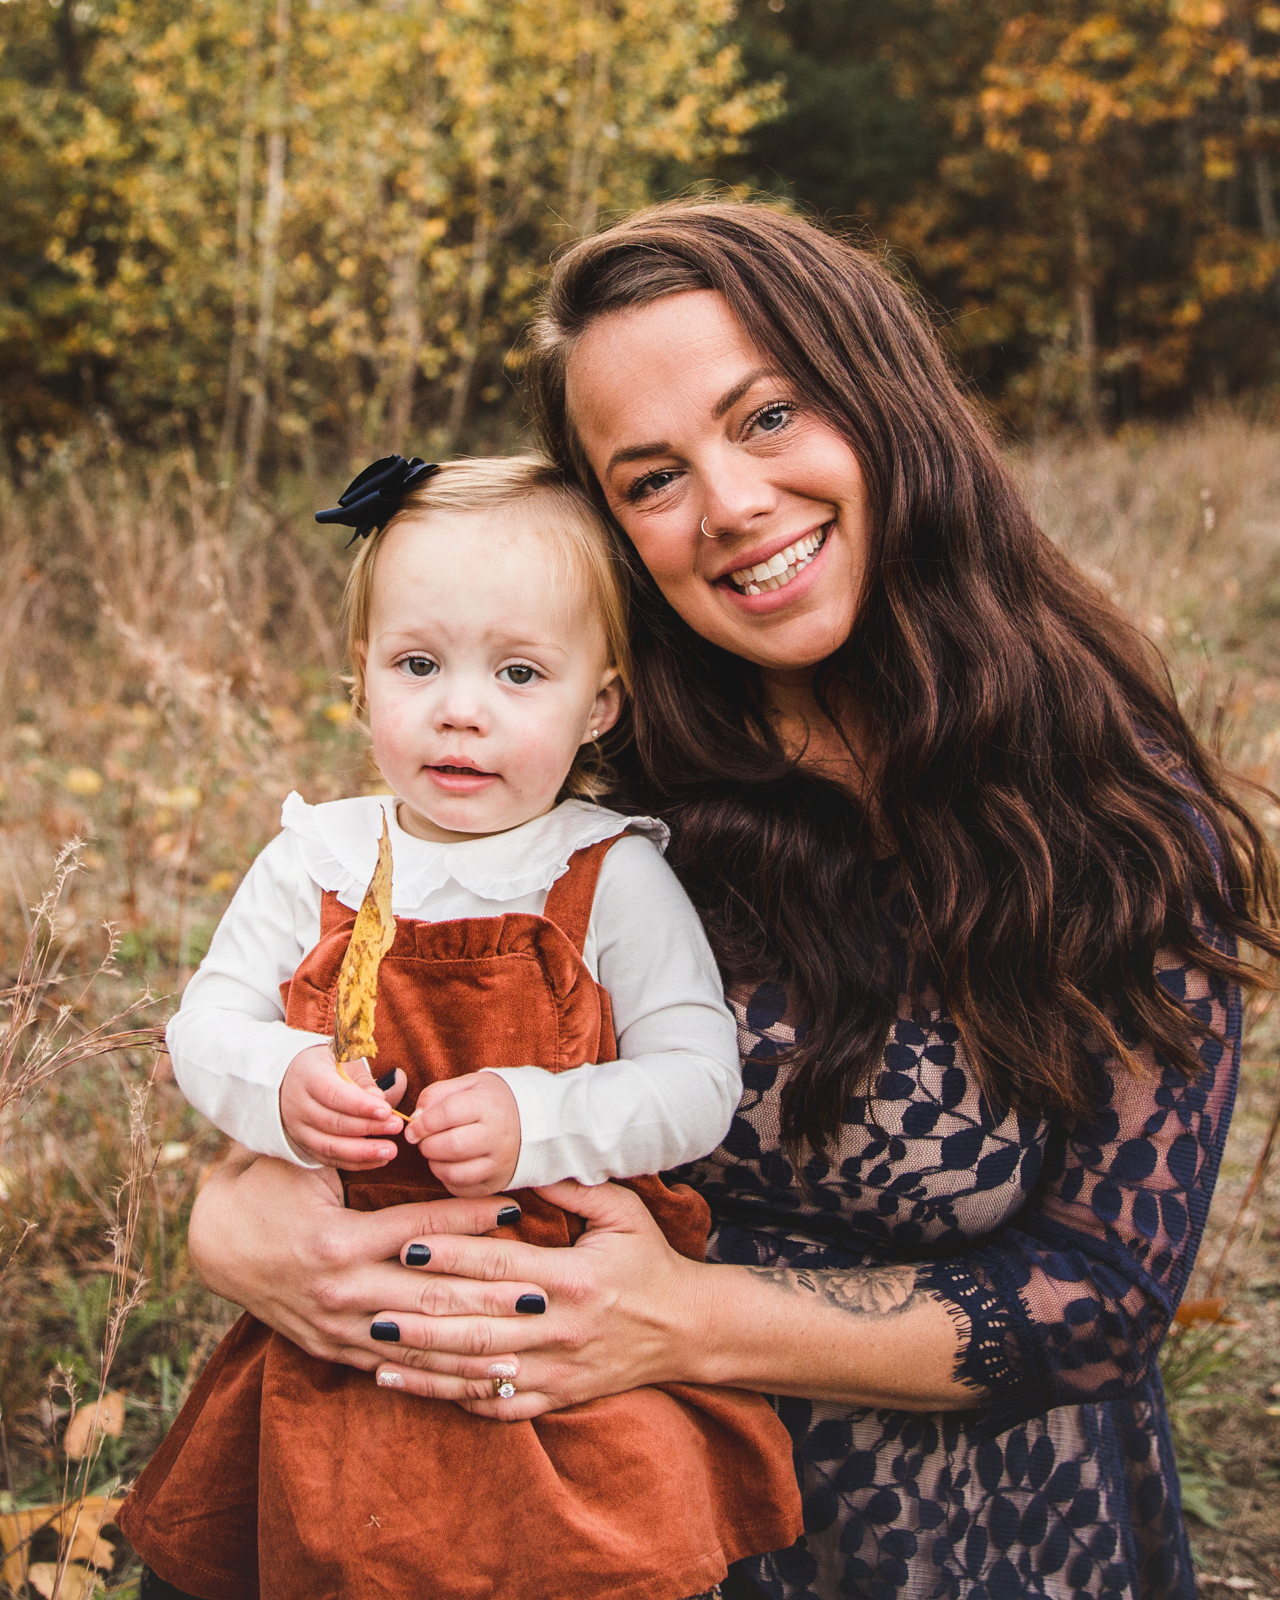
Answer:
[
  {"left": 27, "top": 1560, "right": 101, "bottom": 1599},
  {"left": 65, "top": 1525, "right": 115, "bottom": 1571},
  {"left": 1174, "top": 1297, "right": 1235, "bottom": 1326},
  {"left": 0, "top": 1498, "right": 122, "bottom": 1592},
  {"left": 63, "top": 1391, "right": 125, "bottom": 1459}
]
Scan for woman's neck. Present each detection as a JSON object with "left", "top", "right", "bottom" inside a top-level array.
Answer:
[{"left": 760, "top": 666, "right": 871, "bottom": 797}]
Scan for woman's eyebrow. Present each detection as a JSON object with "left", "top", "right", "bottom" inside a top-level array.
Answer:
[
  {"left": 604, "top": 367, "right": 784, "bottom": 478},
  {"left": 712, "top": 366, "right": 781, "bottom": 419}
]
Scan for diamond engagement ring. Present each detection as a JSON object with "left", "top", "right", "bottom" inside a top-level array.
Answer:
[{"left": 491, "top": 1376, "right": 517, "bottom": 1400}]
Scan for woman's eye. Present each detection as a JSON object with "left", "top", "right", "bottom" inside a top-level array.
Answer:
[
  {"left": 625, "top": 468, "right": 679, "bottom": 503},
  {"left": 399, "top": 656, "right": 436, "bottom": 678},
  {"left": 500, "top": 664, "right": 538, "bottom": 686},
  {"left": 748, "top": 402, "right": 795, "bottom": 437}
]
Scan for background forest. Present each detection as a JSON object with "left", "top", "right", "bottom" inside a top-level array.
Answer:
[
  {"left": 5, "top": 1, "right": 1280, "bottom": 1597},
  {"left": 4, "top": 0, "right": 1280, "bottom": 469}
]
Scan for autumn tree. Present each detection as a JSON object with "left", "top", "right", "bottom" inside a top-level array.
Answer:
[{"left": 0, "top": 0, "right": 775, "bottom": 468}]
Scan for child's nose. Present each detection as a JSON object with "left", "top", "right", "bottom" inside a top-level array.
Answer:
[{"left": 433, "top": 684, "right": 488, "bottom": 734}]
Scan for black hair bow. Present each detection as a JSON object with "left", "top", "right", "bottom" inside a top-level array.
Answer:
[{"left": 315, "top": 455, "right": 440, "bottom": 544}]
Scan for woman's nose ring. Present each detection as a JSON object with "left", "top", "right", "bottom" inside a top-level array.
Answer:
[{"left": 701, "top": 517, "right": 716, "bottom": 538}]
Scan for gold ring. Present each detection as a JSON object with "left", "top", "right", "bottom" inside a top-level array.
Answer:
[{"left": 491, "top": 1375, "right": 517, "bottom": 1400}]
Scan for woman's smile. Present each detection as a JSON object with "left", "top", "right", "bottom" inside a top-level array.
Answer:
[{"left": 720, "top": 521, "right": 830, "bottom": 599}]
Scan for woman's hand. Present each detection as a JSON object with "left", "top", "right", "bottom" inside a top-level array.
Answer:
[
  {"left": 372, "top": 1177, "right": 978, "bottom": 1419},
  {"left": 187, "top": 1147, "right": 547, "bottom": 1371},
  {"left": 371, "top": 1179, "right": 709, "bottom": 1419}
]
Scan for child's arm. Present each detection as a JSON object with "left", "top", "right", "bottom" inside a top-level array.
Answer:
[
  {"left": 407, "top": 835, "right": 739, "bottom": 1194},
  {"left": 169, "top": 833, "right": 404, "bottom": 1168}
]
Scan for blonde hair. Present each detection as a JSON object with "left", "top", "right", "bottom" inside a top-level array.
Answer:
[{"left": 343, "top": 454, "right": 631, "bottom": 803}]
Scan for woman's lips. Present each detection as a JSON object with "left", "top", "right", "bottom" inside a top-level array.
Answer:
[
  {"left": 724, "top": 524, "right": 830, "bottom": 595},
  {"left": 426, "top": 764, "right": 499, "bottom": 794},
  {"left": 716, "top": 523, "right": 832, "bottom": 611}
]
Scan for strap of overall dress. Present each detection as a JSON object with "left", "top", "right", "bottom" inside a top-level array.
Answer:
[
  {"left": 318, "top": 887, "right": 356, "bottom": 938},
  {"left": 540, "top": 835, "right": 623, "bottom": 955}
]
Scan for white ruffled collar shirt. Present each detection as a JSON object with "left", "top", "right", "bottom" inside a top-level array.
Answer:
[{"left": 283, "top": 791, "right": 670, "bottom": 913}]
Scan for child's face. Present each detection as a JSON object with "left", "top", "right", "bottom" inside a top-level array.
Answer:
[{"left": 362, "top": 506, "right": 623, "bottom": 843}]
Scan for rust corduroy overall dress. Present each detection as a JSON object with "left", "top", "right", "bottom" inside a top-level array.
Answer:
[{"left": 120, "top": 836, "right": 803, "bottom": 1600}]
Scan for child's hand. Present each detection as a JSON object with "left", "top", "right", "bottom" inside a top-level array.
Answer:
[
  {"left": 405, "top": 1073, "right": 521, "bottom": 1197},
  {"left": 280, "top": 1043, "right": 407, "bottom": 1169}
]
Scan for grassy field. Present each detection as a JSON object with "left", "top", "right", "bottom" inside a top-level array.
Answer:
[{"left": 2, "top": 413, "right": 1280, "bottom": 1595}]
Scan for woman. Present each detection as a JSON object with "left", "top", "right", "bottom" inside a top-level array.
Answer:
[{"left": 184, "top": 202, "right": 1277, "bottom": 1600}]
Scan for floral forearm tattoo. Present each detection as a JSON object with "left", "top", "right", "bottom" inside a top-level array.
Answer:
[{"left": 745, "top": 1262, "right": 924, "bottom": 1318}]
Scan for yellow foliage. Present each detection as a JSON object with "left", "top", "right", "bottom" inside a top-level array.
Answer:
[
  {"left": 62, "top": 768, "right": 103, "bottom": 797},
  {"left": 0, "top": 0, "right": 776, "bottom": 456}
]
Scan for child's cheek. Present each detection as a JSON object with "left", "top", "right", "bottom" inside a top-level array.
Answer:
[
  {"left": 508, "top": 717, "right": 573, "bottom": 797},
  {"left": 369, "top": 698, "right": 418, "bottom": 779}
]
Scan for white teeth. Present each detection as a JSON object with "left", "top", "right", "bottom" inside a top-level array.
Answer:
[{"left": 729, "top": 527, "right": 828, "bottom": 593}]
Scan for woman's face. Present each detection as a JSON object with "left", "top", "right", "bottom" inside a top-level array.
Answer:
[{"left": 565, "top": 290, "right": 870, "bottom": 676}]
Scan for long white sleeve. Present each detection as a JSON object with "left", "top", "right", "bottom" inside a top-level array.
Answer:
[
  {"left": 166, "top": 832, "right": 329, "bottom": 1165},
  {"left": 167, "top": 798, "right": 739, "bottom": 1183},
  {"left": 488, "top": 836, "right": 740, "bottom": 1187}
]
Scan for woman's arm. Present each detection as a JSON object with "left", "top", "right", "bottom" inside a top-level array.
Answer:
[
  {"left": 369, "top": 1178, "right": 978, "bottom": 1416},
  {"left": 370, "top": 937, "right": 1239, "bottom": 1422}
]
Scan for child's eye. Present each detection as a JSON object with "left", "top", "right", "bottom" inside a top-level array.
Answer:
[
  {"left": 398, "top": 655, "right": 437, "bottom": 678},
  {"left": 499, "top": 663, "right": 540, "bottom": 686}
]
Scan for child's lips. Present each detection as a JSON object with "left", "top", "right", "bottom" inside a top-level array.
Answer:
[{"left": 426, "top": 763, "right": 499, "bottom": 794}]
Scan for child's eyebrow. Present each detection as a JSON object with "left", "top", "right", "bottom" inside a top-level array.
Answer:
[{"left": 376, "top": 626, "right": 574, "bottom": 659}]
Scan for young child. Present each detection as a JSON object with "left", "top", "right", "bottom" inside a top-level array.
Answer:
[{"left": 119, "top": 455, "right": 802, "bottom": 1600}]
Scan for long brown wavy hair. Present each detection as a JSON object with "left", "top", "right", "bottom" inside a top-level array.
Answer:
[{"left": 524, "top": 199, "right": 1280, "bottom": 1155}]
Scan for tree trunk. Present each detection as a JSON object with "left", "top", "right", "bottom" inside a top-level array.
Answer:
[
  {"left": 55, "top": 0, "right": 81, "bottom": 91},
  {"left": 217, "top": 0, "right": 266, "bottom": 491},
  {"left": 1239, "top": 30, "right": 1278, "bottom": 240},
  {"left": 240, "top": 0, "right": 292, "bottom": 492},
  {"left": 383, "top": 58, "right": 438, "bottom": 452},
  {"left": 443, "top": 168, "right": 492, "bottom": 452},
  {"left": 1069, "top": 192, "right": 1101, "bottom": 437}
]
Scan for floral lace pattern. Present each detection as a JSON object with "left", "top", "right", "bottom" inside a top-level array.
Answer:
[{"left": 676, "top": 933, "right": 1239, "bottom": 1600}]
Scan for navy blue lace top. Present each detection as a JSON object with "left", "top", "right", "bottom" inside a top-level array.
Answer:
[{"left": 676, "top": 906, "right": 1239, "bottom": 1599}]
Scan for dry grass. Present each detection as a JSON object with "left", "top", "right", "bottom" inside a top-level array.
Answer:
[{"left": 2, "top": 413, "right": 1280, "bottom": 1594}]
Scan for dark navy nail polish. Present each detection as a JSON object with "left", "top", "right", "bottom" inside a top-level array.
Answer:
[
  {"left": 496, "top": 1205, "right": 521, "bottom": 1226},
  {"left": 375, "top": 1069, "right": 397, "bottom": 1091},
  {"left": 371, "top": 1320, "right": 401, "bottom": 1342},
  {"left": 406, "top": 1244, "right": 431, "bottom": 1266},
  {"left": 515, "top": 1294, "right": 546, "bottom": 1315}
]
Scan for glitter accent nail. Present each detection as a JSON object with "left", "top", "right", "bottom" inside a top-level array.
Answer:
[{"left": 376, "top": 1370, "right": 405, "bottom": 1388}]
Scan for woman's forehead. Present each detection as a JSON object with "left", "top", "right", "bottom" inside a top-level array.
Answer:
[{"left": 565, "top": 290, "right": 767, "bottom": 454}]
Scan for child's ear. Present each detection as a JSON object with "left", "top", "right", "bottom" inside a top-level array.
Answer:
[{"left": 584, "top": 667, "right": 624, "bottom": 743}]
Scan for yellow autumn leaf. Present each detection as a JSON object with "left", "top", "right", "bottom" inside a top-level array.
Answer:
[
  {"left": 63, "top": 768, "right": 103, "bottom": 797},
  {"left": 27, "top": 1560, "right": 101, "bottom": 1600},
  {"left": 63, "top": 1391, "right": 125, "bottom": 1459},
  {"left": 0, "top": 1497, "right": 123, "bottom": 1594},
  {"left": 334, "top": 818, "right": 403, "bottom": 1112}
]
